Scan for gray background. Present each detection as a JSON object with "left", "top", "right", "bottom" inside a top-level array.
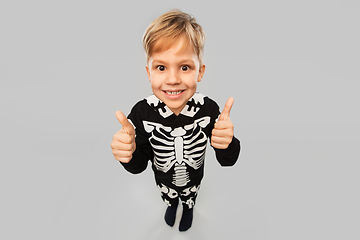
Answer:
[{"left": 1, "top": 0, "right": 359, "bottom": 239}]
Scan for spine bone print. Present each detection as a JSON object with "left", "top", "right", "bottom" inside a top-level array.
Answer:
[
  {"left": 172, "top": 136, "right": 190, "bottom": 187},
  {"left": 173, "top": 162, "right": 190, "bottom": 187}
]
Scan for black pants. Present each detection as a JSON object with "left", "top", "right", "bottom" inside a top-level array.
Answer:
[{"left": 156, "top": 180, "right": 201, "bottom": 210}]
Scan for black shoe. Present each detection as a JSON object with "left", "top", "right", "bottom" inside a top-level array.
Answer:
[
  {"left": 164, "top": 203, "right": 178, "bottom": 227},
  {"left": 179, "top": 208, "right": 193, "bottom": 232}
]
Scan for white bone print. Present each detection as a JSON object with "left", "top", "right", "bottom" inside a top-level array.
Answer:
[
  {"left": 146, "top": 93, "right": 206, "bottom": 118},
  {"left": 172, "top": 127, "right": 190, "bottom": 186},
  {"left": 143, "top": 117, "right": 210, "bottom": 187}
]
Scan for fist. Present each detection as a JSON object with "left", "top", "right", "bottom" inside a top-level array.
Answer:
[
  {"left": 211, "top": 97, "right": 234, "bottom": 149},
  {"left": 111, "top": 111, "right": 136, "bottom": 163}
]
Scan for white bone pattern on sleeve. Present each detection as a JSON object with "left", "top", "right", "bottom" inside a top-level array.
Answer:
[{"left": 143, "top": 116, "right": 210, "bottom": 187}]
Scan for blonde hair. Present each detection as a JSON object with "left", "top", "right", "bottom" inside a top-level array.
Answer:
[{"left": 143, "top": 9, "right": 206, "bottom": 65}]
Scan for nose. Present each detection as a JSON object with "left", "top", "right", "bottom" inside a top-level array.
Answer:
[{"left": 165, "top": 69, "right": 181, "bottom": 85}]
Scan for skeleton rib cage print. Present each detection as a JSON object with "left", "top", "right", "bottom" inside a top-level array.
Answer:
[{"left": 143, "top": 116, "right": 210, "bottom": 187}]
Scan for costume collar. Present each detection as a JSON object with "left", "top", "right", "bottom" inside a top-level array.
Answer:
[{"left": 145, "top": 93, "right": 206, "bottom": 118}]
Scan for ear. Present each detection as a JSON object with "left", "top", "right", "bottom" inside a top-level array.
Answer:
[
  {"left": 146, "top": 65, "right": 151, "bottom": 82},
  {"left": 197, "top": 64, "right": 206, "bottom": 82}
]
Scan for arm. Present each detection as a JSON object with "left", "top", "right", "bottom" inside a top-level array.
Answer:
[
  {"left": 120, "top": 121, "right": 153, "bottom": 174},
  {"left": 111, "top": 103, "right": 153, "bottom": 174},
  {"left": 213, "top": 136, "right": 240, "bottom": 166},
  {"left": 210, "top": 97, "right": 241, "bottom": 166}
]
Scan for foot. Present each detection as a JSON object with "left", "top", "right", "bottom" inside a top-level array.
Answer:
[
  {"left": 179, "top": 208, "right": 193, "bottom": 232},
  {"left": 164, "top": 204, "right": 178, "bottom": 227}
]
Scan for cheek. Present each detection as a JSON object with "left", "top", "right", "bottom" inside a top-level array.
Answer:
[
  {"left": 150, "top": 77, "right": 162, "bottom": 90},
  {"left": 187, "top": 74, "right": 199, "bottom": 88},
  {"left": 189, "top": 80, "right": 197, "bottom": 89}
]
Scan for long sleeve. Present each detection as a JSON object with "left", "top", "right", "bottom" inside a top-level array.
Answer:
[
  {"left": 213, "top": 136, "right": 240, "bottom": 166},
  {"left": 120, "top": 101, "right": 153, "bottom": 174},
  {"left": 209, "top": 99, "right": 241, "bottom": 167},
  {"left": 120, "top": 142, "right": 153, "bottom": 174}
]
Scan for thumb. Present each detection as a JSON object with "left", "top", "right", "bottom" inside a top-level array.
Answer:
[
  {"left": 219, "top": 97, "right": 234, "bottom": 121},
  {"left": 116, "top": 111, "right": 135, "bottom": 135}
]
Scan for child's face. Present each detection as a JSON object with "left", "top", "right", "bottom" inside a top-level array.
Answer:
[{"left": 146, "top": 35, "right": 205, "bottom": 116}]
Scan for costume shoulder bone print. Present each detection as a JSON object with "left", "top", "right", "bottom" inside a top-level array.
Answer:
[
  {"left": 143, "top": 117, "right": 210, "bottom": 187},
  {"left": 146, "top": 93, "right": 206, "bottom": 118}
]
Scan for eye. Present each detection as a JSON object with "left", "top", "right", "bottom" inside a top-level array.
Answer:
[
  {"left": 181, "top": 65, "right": 189, "bottom": 71},
  {"left": 156, "top": 65, "right": 165, "bottom": 71}
]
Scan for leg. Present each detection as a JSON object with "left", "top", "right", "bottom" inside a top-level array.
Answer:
[
  {"left": 178, "top": 183, "right": 201, "bottom": 231},
  {"left": 157, "top": 182, "right": 180, "bottom": 227}
]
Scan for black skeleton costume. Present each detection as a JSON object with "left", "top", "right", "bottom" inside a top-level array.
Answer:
[{"left": 121, "top": 93, "right": 240, "bottom": 209}]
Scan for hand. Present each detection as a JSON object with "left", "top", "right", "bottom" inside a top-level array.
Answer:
[
  {"left": 111, "top": 111, "right": 136, "bottom": 163},
  {"left": 211, "top": 97, "right": 234, "bottom": 149}
]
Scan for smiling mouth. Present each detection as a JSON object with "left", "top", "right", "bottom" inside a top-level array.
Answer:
[{"left": 164, "top": 90, "right": 185, "bottom": 95}]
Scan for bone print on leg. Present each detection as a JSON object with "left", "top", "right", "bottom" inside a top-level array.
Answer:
[
  {"left": 181, "top": 184, "right": 201, "bottom": 197},
  {"left": 158, "top": 183, "right": 178, "bottom": 199}
]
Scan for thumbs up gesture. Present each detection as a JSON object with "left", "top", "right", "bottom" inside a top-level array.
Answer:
[
  {"left": 111, "top": 111, "right": 136, "bottom": 163},
  {"left": 211, "top": 97, "right": 234, "bottom": 149}
]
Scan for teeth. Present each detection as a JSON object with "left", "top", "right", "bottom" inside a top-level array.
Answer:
[{"left": 166, "top": 90, "right": 183, "bottom": 95}]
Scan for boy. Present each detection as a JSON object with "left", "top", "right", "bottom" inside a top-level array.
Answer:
[{"left": 111, "top": 9, "right": 240, "bottom": 232}]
